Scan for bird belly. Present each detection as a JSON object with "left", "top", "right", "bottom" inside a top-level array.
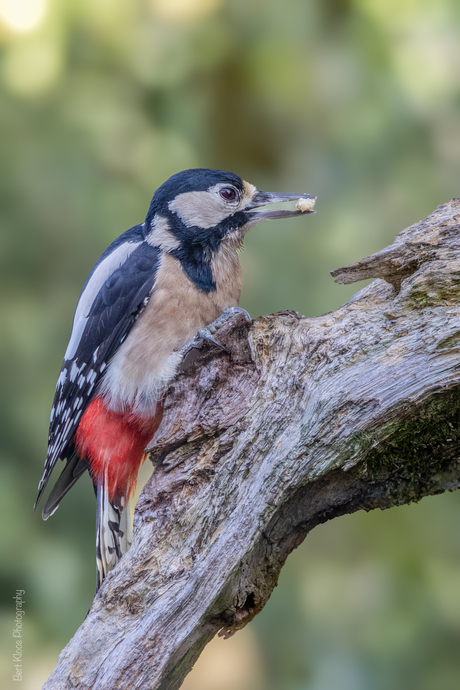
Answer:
[{"left": 99, "top": 252, "right": 242, "bottom": 415}]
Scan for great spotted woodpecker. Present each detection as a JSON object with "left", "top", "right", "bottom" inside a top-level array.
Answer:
[{"left": 35, "top": 168, "right": 315, "bottom": 589}]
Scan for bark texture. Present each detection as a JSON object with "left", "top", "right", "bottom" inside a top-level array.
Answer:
[{"left": 44, "top": 200, "right": 460, "bottom": 690}]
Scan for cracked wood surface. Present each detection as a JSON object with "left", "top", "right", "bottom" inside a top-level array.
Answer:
[{"left": 44, "top": 200, "right": 460, "bottom": 690}]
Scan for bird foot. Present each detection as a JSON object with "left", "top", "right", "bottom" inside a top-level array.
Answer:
[{"left": 181, "top": 307, "right": 251, "bottom": 366}]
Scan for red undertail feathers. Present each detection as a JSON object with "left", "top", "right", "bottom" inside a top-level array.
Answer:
[{"left": 75, "top": 396, "right": 164, "bottom": 501}]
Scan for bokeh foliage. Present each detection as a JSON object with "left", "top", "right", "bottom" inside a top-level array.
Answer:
[{"left": 1, "top": 0, "right": 460, "bottom": 688}]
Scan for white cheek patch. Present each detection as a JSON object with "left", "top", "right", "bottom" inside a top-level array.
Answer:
[
  {"left": 169, "top": 190, "right": 230, "bottom": 229},
  {"left": 146, "top": 215, "right": 180, "bottom": 251},
  {"left": 168, "top": 183, "right": 256, "bottom": 230},
  {"left": 64, "top": 241, "right": 141, "bottom": 360}
]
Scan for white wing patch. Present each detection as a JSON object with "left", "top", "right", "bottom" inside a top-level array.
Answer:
[{"left": 65, "top": 241, "right": 142, "bottom": 360}]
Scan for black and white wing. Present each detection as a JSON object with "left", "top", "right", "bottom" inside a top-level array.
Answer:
[{"left": 36, "top": 226, "right": 162, "bottom": 509}]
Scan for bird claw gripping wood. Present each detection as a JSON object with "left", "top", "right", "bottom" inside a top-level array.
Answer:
[{"left": 181, "top": 307, "right": 252, "bottom": 360}]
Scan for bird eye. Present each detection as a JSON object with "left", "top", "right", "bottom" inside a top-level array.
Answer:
[{"left": 220, "top": 187, "right": 238, "bottom": 201}]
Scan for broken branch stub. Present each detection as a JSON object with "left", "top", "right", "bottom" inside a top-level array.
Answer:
[
  {"left": 330, "top": 198, "right": 460, "bottom": 289},
  {"left": 44, "top": 200, "right": 460, "bottom": 690}
]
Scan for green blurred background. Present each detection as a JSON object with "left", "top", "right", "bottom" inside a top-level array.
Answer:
[{"left": 1, "top": 0, "right": 460, "bottom": 688}]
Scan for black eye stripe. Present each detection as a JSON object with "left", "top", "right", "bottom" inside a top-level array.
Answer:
[{"left": 220, "top": 187, "right": 238, "bottom": 201}]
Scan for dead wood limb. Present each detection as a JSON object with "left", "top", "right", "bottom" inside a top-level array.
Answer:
[{"left": 44, "top": 200, "right": 460, "bottom": 690}]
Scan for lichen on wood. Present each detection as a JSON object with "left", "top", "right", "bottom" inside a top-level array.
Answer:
[{"left": 44, "top": 200, "right": 460, "bottom": 690}]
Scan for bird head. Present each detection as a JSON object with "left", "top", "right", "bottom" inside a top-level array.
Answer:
[{"left": 144, "top": 168, "right": 315, "bottom": 254}]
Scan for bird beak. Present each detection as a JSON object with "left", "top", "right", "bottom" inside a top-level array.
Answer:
[{"left": 246, "top": 190, "right": 316, "bottom": 222}]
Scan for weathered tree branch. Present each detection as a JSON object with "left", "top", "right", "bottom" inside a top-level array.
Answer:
[{"left": 45, "top": 200, "right": 460, "bottom": 690}]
